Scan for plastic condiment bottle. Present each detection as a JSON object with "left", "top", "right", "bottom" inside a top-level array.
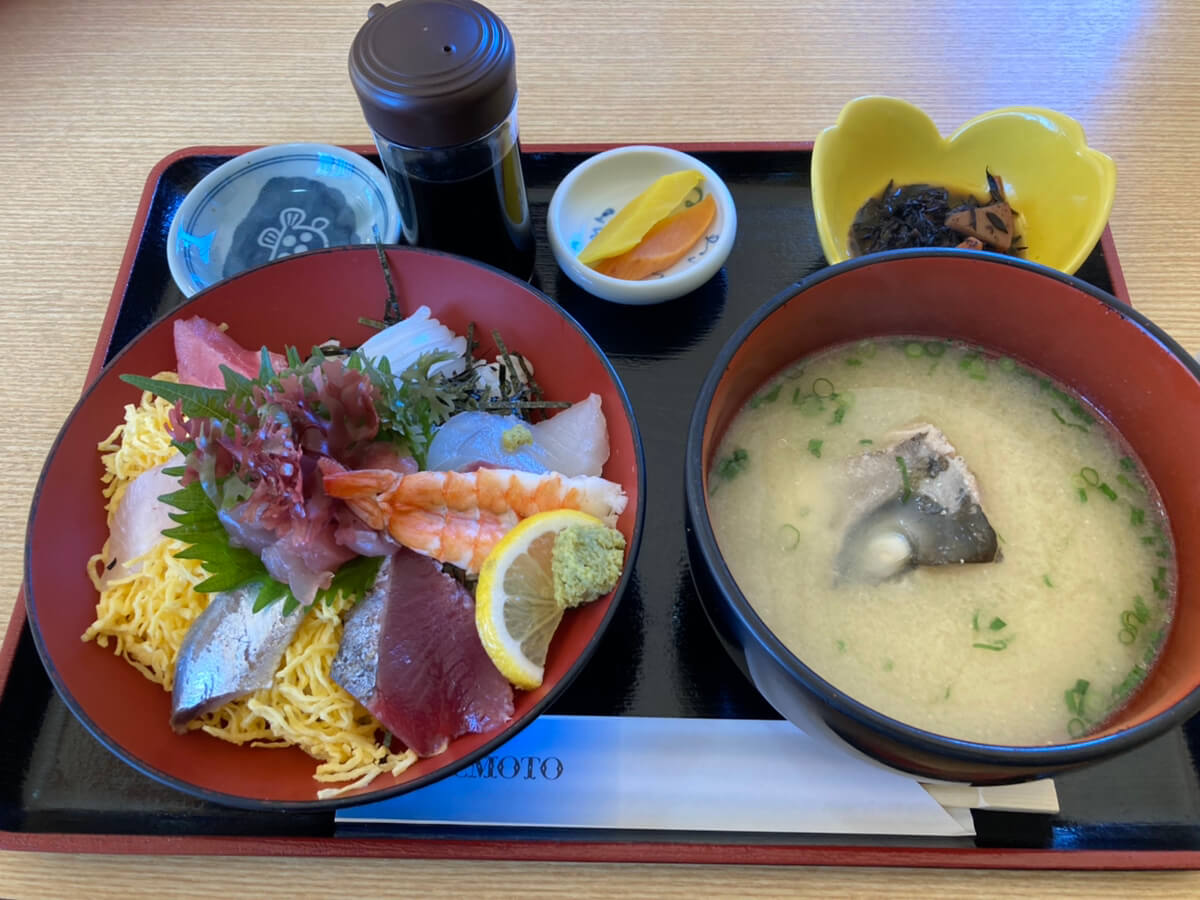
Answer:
[{"left": 349, "top": 0, "right": 535, "bottom": 280}]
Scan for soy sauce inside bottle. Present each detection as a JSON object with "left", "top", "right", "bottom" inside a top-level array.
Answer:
[{"left": 350, "top": 0, "right": 535, "bottom": 280}]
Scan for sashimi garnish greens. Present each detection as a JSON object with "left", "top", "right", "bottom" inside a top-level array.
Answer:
[
  {"left": 121, "top": 329, "right": 563, "bottom": 616},
  {"left": 153, "top": 476, "right": 384, "bottom": 615}
]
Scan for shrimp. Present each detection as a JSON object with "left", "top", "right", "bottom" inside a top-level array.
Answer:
[{"left": 319, "top": 462, "right": 628, "bottom": 573}]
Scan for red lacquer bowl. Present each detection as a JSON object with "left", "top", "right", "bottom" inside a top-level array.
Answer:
[
  {"left": 685, "top": 249, "right": 1200, "bottom": 783},
  {"left": 24, "top": 246, "right": 645, "bottom": 809}
]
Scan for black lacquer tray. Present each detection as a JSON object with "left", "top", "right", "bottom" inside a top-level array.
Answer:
[{"left": 2, "top": 143, "right": 1198, "bottom": 867}]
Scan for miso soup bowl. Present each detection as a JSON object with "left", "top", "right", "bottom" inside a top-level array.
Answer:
[{"left": 684, "top": 249, "right": 1200, "bottom": 784}]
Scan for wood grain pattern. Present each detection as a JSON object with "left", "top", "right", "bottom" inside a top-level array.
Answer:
[
  {"left": 3, "top": 0, "right": 1200, "bottom": 893},
  {"left": 3, "top": 856, "right": 1200, "bottom": 899}
]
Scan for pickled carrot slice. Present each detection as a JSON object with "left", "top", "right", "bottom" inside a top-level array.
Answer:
[
  {"left": 593, "top": 193, "right": 716, "bottom": 281},
  {"left": 578, "top": 170, "right": 703, "bottom": 265}
]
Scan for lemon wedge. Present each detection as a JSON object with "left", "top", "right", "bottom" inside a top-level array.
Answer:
[{"left": 475, "top": 509, "right": 625, "bottom": 690}]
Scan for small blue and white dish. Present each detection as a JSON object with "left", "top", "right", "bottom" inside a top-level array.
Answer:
[
  {"left": 547, "top": 145, "right": 737, "bottom": 305},
  {"left": 167, "top": 143, "right": 401, "bottom": 297}
]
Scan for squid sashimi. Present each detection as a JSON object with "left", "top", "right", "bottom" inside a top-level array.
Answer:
[
  {"left": 426, "top": 393, "right": 610, "bottom": 477},
  {"left": 359, "top": 304, "right": 467, "bottom": 378}
]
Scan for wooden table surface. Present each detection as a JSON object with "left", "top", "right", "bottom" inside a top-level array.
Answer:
[{"left": 3, "top": 0, "right": 1200, "bottom": 894}]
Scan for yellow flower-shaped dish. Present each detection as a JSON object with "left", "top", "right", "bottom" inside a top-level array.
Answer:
[{"left": 811, "top": 96, "right": 1116, "bottom": 274}]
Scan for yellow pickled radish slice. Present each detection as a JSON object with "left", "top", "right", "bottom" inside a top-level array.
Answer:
[{"left": 578, "top": 169, "right": 704, "bottom": 266}]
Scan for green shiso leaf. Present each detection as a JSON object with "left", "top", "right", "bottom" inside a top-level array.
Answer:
[
  {"left": 160, "top": 479, "right": 382, "bottom": 613},
  {"left": 120, "top": 374, "right": 231, "bottom": 421}
]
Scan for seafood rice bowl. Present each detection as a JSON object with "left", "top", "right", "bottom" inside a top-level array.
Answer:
[{"left": 24, "top": 246, "right": 644, "bottom": 808}]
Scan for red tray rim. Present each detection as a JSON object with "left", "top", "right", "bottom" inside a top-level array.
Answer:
[{"left": 1, "top": 141, "right": 1160, "bottom": 867}]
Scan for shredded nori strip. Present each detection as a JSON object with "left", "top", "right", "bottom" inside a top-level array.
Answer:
[{"left": 374, "top": 236, "right": 402, "bottom": 325}]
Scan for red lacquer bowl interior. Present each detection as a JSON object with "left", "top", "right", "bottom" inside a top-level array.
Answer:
[
  {"left": 24, "top": 246, "right": 644, "bottom": 809},
  {"left": 699, "top": 250, "right": 1200, "bottom": 765}
]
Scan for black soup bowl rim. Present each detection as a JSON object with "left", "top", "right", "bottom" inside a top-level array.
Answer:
[
  {"left": 25, "top": 243, "right": 648, "bottom": 811},
  {"left": 684, "top": 246, "right": 1200, "bottom": 769}
]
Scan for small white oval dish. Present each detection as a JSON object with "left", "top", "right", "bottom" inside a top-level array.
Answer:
[{"left": 547, "top": 145, "right": 737, "bottom": 305}]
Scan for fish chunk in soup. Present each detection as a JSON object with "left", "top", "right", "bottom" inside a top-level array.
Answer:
[{"left": 707, "top": 337, "right": 1175, "bottom": 746}]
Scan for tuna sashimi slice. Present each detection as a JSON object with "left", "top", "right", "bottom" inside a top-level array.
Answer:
[
  {"left": 331, "top": 550, "right": 513, "bottom": 757},
  {"left": 174, "top": 316, "right": 287, "bottom": 388}
]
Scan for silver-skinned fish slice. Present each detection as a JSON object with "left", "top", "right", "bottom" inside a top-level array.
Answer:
[
  {"left": 330, "top": 556, "right": 392, "bottom": 708},
  {"left": 170, "top": 583, "right": 306, "bottom": 731}
]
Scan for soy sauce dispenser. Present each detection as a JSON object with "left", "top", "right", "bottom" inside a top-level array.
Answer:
[{"left": 349, "top": 0, "right": 535, "bottom": 280}]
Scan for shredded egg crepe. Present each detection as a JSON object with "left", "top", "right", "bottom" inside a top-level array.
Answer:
[{"left": 84, "top": 376, "right": 417, "bottom": 797}]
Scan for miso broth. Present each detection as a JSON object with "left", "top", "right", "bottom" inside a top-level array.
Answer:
[{"left": 707, "top": 338, "right": 1175, "bottom": 745}]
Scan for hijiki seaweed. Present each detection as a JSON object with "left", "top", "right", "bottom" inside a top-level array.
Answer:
[{"left": 849, "top": 171, "right": 1025, "bottom": 257}]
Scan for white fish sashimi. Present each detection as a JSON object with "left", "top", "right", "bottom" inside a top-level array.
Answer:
[
  {"left": 426, "top": 411, "right": 544, "bottom": 473},
  {"left": 526, "top": 393, "right": 609, "bottom": 475},
  {"left": 426, "top": 393, "right": 610, "bottom": 477},
  {"left": 101, "top": 455, "right": 183, "bottom": 587},
  {"left": 360, "top": 305, "right": 467, "bottom": 377}
]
